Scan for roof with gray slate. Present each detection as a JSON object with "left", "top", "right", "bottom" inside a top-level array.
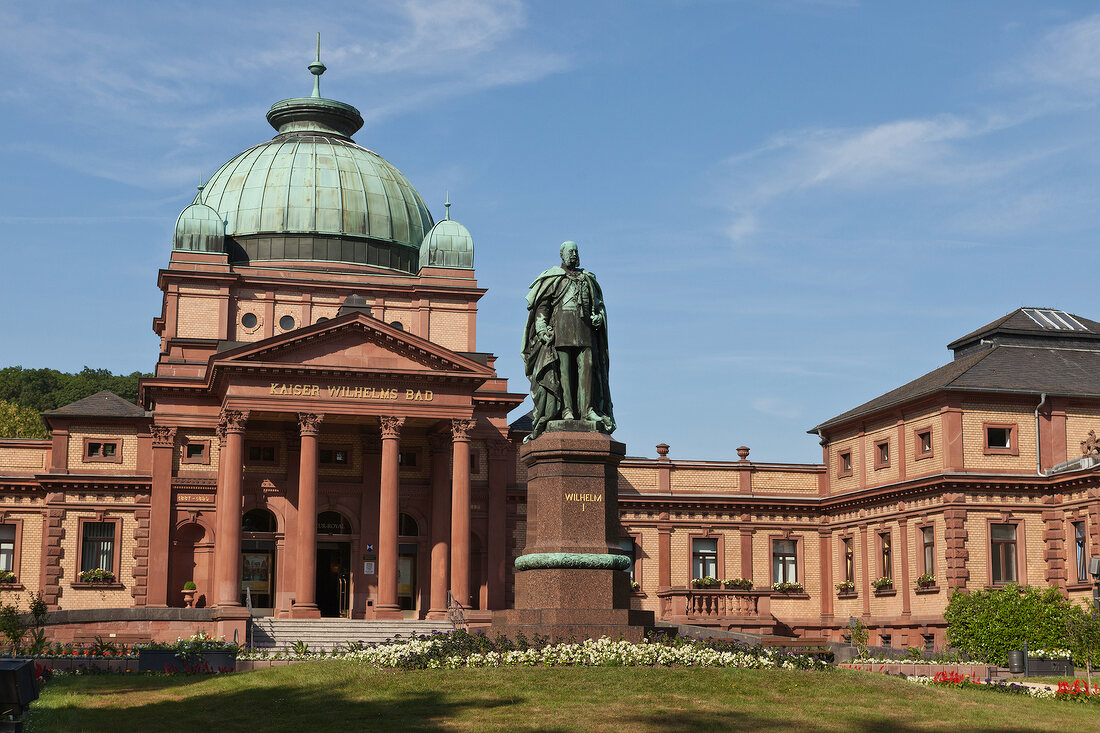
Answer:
[
  {"left": 812, "top": 308, "right": 1100, "bottom": 433},
  {"left": 44, "top": 391, "right": 148, "bottom": 418}
]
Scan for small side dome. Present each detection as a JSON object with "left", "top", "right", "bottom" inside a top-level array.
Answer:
[
  {"left": 174, "top": 203, "right": 225, "bottom": 253},
  {"left": 419, "top": 219, "right": 474, "bottom": 270}
]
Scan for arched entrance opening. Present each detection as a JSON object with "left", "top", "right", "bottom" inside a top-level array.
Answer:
[
  {"left": 317, "top": 510, "right": 353, "bottom": 617},
  {"left": 169, "top": 522, "right": 210, "bottom": 608},
  {"left": 397, "top": 512, "right": 422, "bottom": 614},
  {"left": 241, "top": 508, "right": 278, "bottom": 613}
]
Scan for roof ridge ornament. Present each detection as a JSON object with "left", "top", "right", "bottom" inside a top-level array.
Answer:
[
  {"left": 308, "top": 32, "right": 326, "bottom": 99},
  {"left": 444, "top": 191, "right": 451, "bottom": 220}
]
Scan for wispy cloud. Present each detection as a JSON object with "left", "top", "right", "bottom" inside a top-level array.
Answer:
[
  {"left": 717, "top": 12, "right": 1100, "bottom": 248},
  {"left": 750, "top": 396, "right": 802, "bottom": 420},
  {"left": 0, "top": 1, "right": 570, "bottom": 188}
]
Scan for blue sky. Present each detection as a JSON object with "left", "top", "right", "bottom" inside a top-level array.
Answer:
[{"left": 3, "top": 1, "right": 1100, "bottom": 463}]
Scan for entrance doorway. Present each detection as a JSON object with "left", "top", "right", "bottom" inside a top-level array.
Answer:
[
  {"left": 398, "top": 543, "right": 417, "bottom": 611},
  {"left": 316, "top": 542, "right": 351, "bottom": 617}
]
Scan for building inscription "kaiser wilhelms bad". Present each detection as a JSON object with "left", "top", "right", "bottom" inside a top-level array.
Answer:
[{"left": 268, "top": 383, "right": 434, "bottom": 401}]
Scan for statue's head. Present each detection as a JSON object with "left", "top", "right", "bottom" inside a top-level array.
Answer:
[{"left": 560, "top": 240, "right": 580, "bottom": 268}]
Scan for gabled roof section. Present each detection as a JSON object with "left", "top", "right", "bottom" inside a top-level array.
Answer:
[
  {"left": 212, "top": 311, "right": 494, "bottom": 377},
  {"left": 44, "top": 390, "right": 148, "bottom": 419},
  {"left": 812, "top": 341, "right": 1100, "bottom": 434},
  {"left": 947, "top": 308, "right": 1100, "bottom": 353},
  {"left": 811, "top": 349, "right": 994, "bottom": 433}
]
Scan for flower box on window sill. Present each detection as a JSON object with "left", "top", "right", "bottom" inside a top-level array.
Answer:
[
  {"left": 873, "top": 587, "right": 896, "bottom": 597},
  {"left": 836, "top": 591, "right": 857, "bottom": 599},
  {"left": 71, "top": 581, "right": 125, "bottom": 590},
  {"left": 772, "top": 592, "right": 810, "bottom": 600},
  {"left": 914, "top": 585, "right": 940, "bottom": 595}
]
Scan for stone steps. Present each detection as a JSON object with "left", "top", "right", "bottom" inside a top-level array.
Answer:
[{"left": 248, "top": 618, "right": 454, "bottom": 651}]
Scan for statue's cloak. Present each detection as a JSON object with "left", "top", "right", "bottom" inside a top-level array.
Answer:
[{"left": 522, "top": 266, "right": 615, "bottom": 438}]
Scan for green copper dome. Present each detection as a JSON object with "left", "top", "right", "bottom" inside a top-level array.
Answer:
[
  {"left": 419, "top": 215, "right": 474, "bottom": 269},
  {"left": 187, "top": 46, "right": 433, "bottom": 272}
]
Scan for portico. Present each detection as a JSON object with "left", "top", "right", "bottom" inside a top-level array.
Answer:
[{"left": 144, "top": 311, "right": 523, "bottom": 625}]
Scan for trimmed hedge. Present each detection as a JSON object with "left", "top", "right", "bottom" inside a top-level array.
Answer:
[{"left": 944, "top": 584, "right": 1075, "bottom": 666}]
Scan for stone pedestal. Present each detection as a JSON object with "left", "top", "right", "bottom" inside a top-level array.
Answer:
[{"left": 492, "top": 427, "right": 654, "bottom": 641}]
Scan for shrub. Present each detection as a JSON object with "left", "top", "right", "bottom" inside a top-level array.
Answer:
[
  {"left": 183, "top": 581, "right": 197, "bottom": 591},
  {"left": 944, "top": 584, "right": 1075, "bottom": 666}
]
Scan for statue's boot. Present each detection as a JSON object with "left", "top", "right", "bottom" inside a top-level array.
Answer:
[
  {"left": 561, "top": 408, "right": 575, "bottom": 420},
  {"left": 584, "top": 408, "right": 602, "bottom": 422}
]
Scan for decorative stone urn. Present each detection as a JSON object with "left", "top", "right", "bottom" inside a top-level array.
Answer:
[{"left": 182, "top": 589, "right": 196, "bottom": 608}]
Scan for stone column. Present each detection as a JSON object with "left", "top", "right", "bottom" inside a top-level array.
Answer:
[
  {"left": 148, "top": 425, "right": 177, "bottom": 607},
  {"left": 292, "top": 413, "right": 324, "bottom": 618},
  {"left": 449, "top": 419, "right": 476, "bottom": 608},
  {"left": 487, "top": 438, "right": 510, "bottom": 609},
  {"left": 214, "top": 409, "right": 248, "bottom": 610},
  {"left": 376, "top": 416, "right": 405, "bottom": 618},
  {"left": 426, "top": 432, "right": 451, "bottom": 619}
]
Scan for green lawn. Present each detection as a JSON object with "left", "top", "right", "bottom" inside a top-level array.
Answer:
[{"left": 26, "top": 663, "right": 1098, "bottom": 732}]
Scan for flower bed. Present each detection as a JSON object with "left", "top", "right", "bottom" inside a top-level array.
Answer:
[
  {"left": 236, "top": 631, "right": 832, "bottom": 670},
  {"left": 906, "top": 672, "right": 1100, "bottom": 703}
]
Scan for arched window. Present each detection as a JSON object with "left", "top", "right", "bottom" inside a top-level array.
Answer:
[
  {"left": 242, "top": 509, "right": 276, "bottom": 533},
  {"left": 318, "top": 511, "right": 352, "bottom": 535},
  {"left": 399, "top": 513, "right": 419, "bottom": 537}
]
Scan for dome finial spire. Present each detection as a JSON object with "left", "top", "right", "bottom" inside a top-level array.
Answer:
[
  {"left": 444, "top": 190, "right": 451, "bottom": 220},
  {"left": 308, "top": 32, "right": 326, "bottom": 99}
]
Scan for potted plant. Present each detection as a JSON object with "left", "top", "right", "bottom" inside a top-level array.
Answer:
[
  {"left": 772, "top": 581, "right": 804, "bottom": 594},
  {"left": 630, "top": 581, "right": 641, "bottom": 593},
  {"left": 835, "top": 580, "right": 855, "bottom": 594},
  {"left": 691, "top": 576, "right": 720, "bottom": 589},
  {"left": 871, "top": 576, "right": 893, "bottom": 591},
  {"left": 916, "top": 573, "right": 935, "bottom": 589},
  {"left": 0, "top": 570, "right": 16, "bottom": 585},
  {"left": 137, "top": 631, "right": 239, "bottom": 673},
  {"left": 78, "top": 568, "right": 115, "bottom": 584},
  {"left": 182, "top": 581, "right": 197, "bottom": 608},
  {"left": 724, "top": 578, "right": 753, "bottom": 590}
]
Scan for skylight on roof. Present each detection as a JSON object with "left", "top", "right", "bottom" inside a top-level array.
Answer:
[{"left": 1022, "top": 308, "right": 1086, "bottom": 331}]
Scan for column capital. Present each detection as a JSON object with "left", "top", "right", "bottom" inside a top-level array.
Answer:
[
  {"left": 151, "top": 425, "right": 177, "bottom": 448},
  {"left": 427, "top": 431, "right": 450, "bottom": 455},
  {"left": 451, "top": 418, "right": 476, "bottom": 442},
  {"left": 380, "top": 415, "right": 406, "bottom": 439},
  {"left": 218, "top": 409, "right": 250, "bottom": 437},
  {"left": 297, "top": 412, "right": 325, "bottom": 436},
  {"left": 487, "top": 437, "right": 511, "bottom": 459}
]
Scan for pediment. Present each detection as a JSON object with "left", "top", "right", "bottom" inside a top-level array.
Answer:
[{"left": 214, "top": 315, "right": 491, "bottom": 376}]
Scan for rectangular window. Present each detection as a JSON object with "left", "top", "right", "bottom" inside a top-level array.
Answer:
[
  {"left": 247, "top": 445, "right": 276, "bottom": 464},
  {"left": 838, "top": 450, "right": 853, "bottom": 478},
  {"left": 843, "top": 538, "right": 854, "bottom": 584},
  {"left": 692, "top": 538, "right": 718, "bottom": 580},
  {"left": 181, "top": 440, "right": 209, "bottom": 464},
  {"left": 469, "top": 450, "right": 480, "bottom": 474},
  {"left": 0, "top": 525, "right": 14, "bottom": 573},
  {"left": 1075, "top": 521, "right": 1088, "bottom": 583},
  {"left": 922, "top": 526, "right": 935, "bottom": 576},
  {"left": 619, "top": 538, "right": 637, "bottom": 584},
  {"left": 991, "top": 523, "right": 1017, "bottom": 584},
  {"left": 983, "top": 423, "right": 1017, "bottom": 455},
  {"left": 880, "top": 532, "right": 892, "bottom": 580},
  {"left": 399, "top": 451, "right": 417, "bottom": 468},
  {"left": 874, "top": 439, "right": 890, "bottom": 469},
  {"left": 83, "top": 439, "right": 121, "bottom": 463},
  {"left": 80, "top": 522, "right": 115, "bottom": 573},
  {"left": 772, "top": 539, "right": 797, "bottom": 584},
  {"left": 916, "top": 429, "right": 933, "bottom": 458},
  {"left": 320, "top": 448, "right": 349, "bottom": 465}
]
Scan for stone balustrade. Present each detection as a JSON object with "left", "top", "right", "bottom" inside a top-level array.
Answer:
[{"left": 656, "top": 588, "right": 774, "bottom": 633}]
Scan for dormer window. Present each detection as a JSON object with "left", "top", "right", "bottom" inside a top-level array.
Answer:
[
  {"left": 984, "top": 423, "right": 1017, "bottom": 455},
  {"left": 83, "top": 439, "right": 122, "bottom": 464},
  {"left": 837, "top": 449, "right": 853, "bottom": 478}
]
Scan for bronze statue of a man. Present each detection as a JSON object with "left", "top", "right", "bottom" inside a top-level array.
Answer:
[{"left": 522, "top": 241, "right": 615, "bottom": 441}]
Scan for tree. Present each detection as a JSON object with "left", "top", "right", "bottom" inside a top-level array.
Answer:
[
  {"left": 944, "top": 584, "right": 1076, "bottom": 666},
  {"left": 1066, "top": 600, "right": 1100, "bottom": 687},
  {"left": 0, "top": 400, "right": 48, "bottom": 439},
  {"left": 0, "top": 366, "right": 149, "bottom": 438}
]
